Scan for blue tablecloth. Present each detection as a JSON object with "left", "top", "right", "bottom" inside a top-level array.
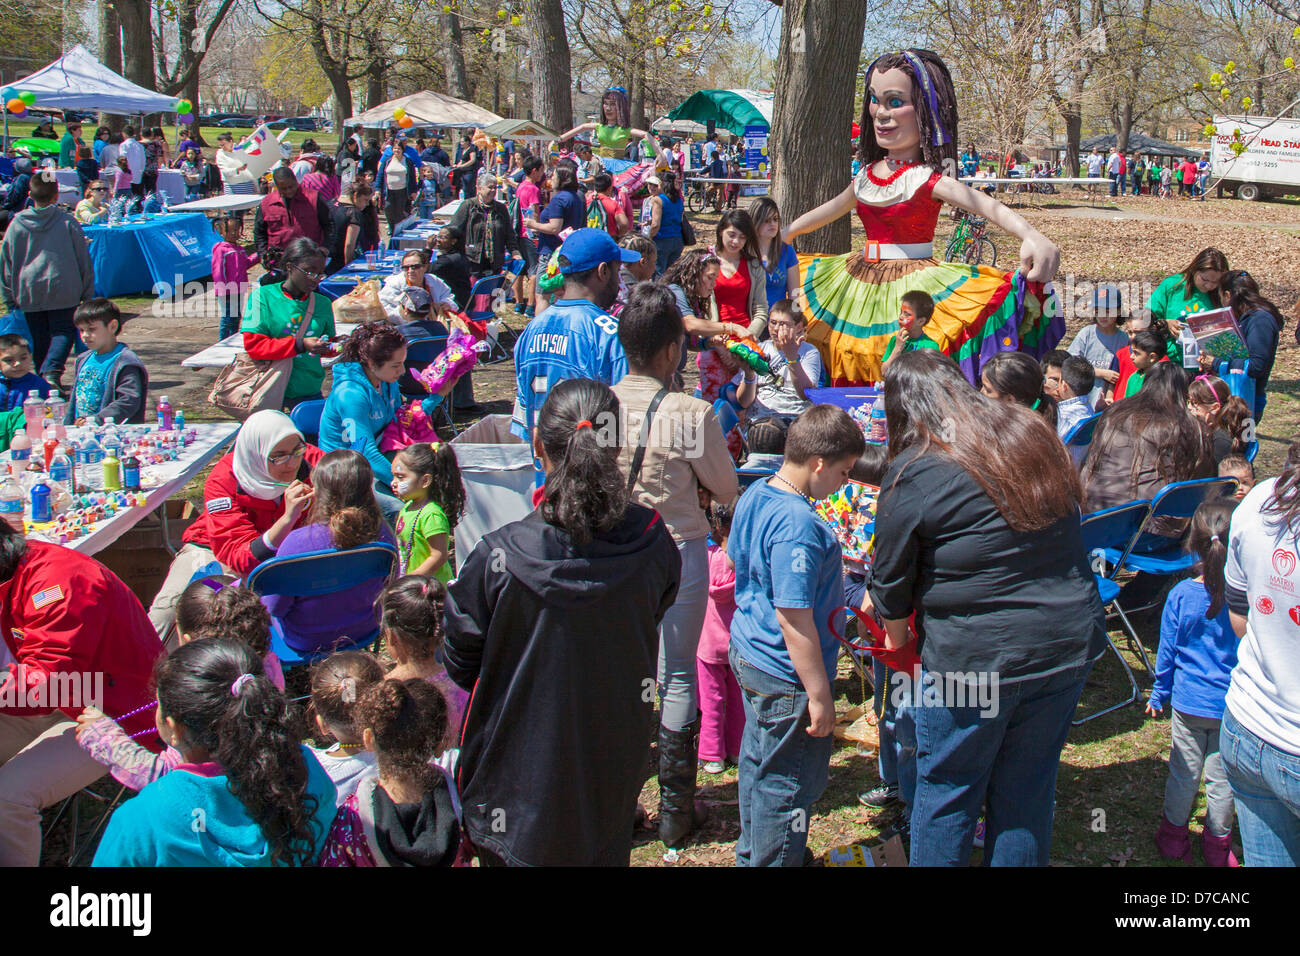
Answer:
[
  {"left": 804, "top": 386, "right": 880, "bottom": 411},
  {"left": 83, "top": 213, "right": 219, "bottom": 298},
  {"left": 388, "top": 219, "right": 441, "bottom": 250},
  {"left": 318, "top": 251, "right": 403, "bottom": 300}
]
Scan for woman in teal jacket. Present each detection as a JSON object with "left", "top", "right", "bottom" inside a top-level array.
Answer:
[{"left": 318, "top": 322, "right": 409, "bottom": 519}]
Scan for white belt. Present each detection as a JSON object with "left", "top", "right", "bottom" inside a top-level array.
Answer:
[{"left": 862, "top": 241, "right": 933, "bottom": 262}]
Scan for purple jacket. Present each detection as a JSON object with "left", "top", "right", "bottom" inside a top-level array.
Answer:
[{"left": 262, "top": 522, "right": 396, "bottom": 654}]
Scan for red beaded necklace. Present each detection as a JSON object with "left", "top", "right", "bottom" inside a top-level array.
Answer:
[{"left": 865, "top": 160, "right": 918, "bottom": 187}]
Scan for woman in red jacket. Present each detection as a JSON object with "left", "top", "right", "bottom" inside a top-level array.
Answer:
[
  {"left": 147, "top": 410, "right": 324, "bottom": 645},
  {"left": 0, "top": 523, "right": 163, "bottom": 865}
]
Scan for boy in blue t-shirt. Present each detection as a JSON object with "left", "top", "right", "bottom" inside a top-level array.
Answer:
[
  {"left": 0, "top": 334, "right": 51, "bottom": 410},
  {"left": 66, "top": 298, "right": 149, "bottom": 425},
  {"left": 728, "top": 404, "right": 866, "bottom": 866}
]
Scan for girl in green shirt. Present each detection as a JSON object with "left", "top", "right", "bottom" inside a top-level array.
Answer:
[{"left": 389, "top": 441, "right": 465, "bottom": 582}]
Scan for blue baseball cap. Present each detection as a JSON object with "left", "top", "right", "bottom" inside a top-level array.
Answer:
[{"left": 557, "top": 228, "right": 641, "bottom": 274}]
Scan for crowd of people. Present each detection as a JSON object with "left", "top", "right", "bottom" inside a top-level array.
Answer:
[{"left": 1, "top": 51, "right": 1298, "bottom": 871}]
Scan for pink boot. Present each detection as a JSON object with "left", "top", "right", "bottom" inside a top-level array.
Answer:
[
  {"left": 1154, "top": 816, "right": 1194, "bottom": 863},
  {"left": 1202, "top": 828, "right": 1241, "bottom": 867}
]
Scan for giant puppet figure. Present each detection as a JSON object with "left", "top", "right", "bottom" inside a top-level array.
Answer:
[{"left": 784, "top": 49, "right": 1064, "bottom": 385}]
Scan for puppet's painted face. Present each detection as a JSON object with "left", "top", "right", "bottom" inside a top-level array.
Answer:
[
  {"left": 868, "top": 67, "right": 920, "bottom": 157},
  {"left": 602, "top": 93, "right": 620, "bottom": 124}
]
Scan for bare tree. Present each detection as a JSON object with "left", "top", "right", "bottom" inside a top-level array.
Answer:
[
  {"left": 524, "top": 0, "right": 573, "bottom": 129},
  {"left": 769, "top": 0, "right": 869, "bottom": 256}
]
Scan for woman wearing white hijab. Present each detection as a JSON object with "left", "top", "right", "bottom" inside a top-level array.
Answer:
[{"left": 146, "top": 410, "right": 325, "bottom": 645}]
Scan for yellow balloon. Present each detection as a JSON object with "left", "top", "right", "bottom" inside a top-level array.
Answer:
[{"left": 394, "top": 108, "right": 406, "bottom": 119}]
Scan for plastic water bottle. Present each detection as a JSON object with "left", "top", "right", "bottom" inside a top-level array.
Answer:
[
  {"left": 868, "top": 393, "right": 888, "bottom": 445},
  {"left": 100, "top": 417, "right": 121, "bottom": 451},
  {"left": 29, "top": 481, "right": 51, "bottom": 523},
  {"left": 75, "top": 434, "right": 103, "bottom": 491},
  {"left": 0, "top": 471, "right": 23, "bottom": 531},
  {"left": 174, "top": 409, "right": 185, "bottom": 432},
  {"left": 157, "top": 395, "right": 174, "bottom": 431},
  {"left": 9, "top": 428, "right": 31, "bottom": 463},
  {"left": 22, "top": 396, "right": 44, "bottom": 438},
  {"left": 49, "top": 446, "right": 72, "bottom": 488},
  {"left": 1179, "top": 326, "right": 1200, "bottom": 370}
]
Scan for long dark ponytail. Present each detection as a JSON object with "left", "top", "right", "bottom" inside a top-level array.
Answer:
[
  {"left": 537, "top": 378, "right": 627, "bottom": 546},
  {"left": 155, "top": 639, "right": 321, "bottom": 865},
  {"left": 1187, "top": 499, "right": 1236, "bottom": 617},
  {"left": 395, "top": 442, "right": 464, "bottom": 525}
]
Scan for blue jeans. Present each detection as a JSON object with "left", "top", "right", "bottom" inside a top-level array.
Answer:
[
  {"left": 730, "top": 647, "right": 835, "bottom": 867},
  {"left": 217, "top": 293, "right": 242, "bottom": 341},
  {"left": 874, "top": 657, "right": 917, "bottom": 806},
  {"left": 1221, "top": 706, "right": 1300, "bottom": 865},
  {"left": 909, "top": 661, "right": 1091, "bottom": 866},
  {"left": 658, "top": 538, "right": 707, "bottom": 731},
  {"left": 25, "top": 307, "right": 78, "bottom": 378},
  {"left": 653, "top": 235, "right": 684, "bottom": 276}
]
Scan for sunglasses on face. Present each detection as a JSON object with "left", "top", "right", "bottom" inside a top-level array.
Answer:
[
  {"left": 291, "top": 264, "right": 324, "bottom": 282},
  {"left": 267, "top": 442, "right": 308, "bottom": 466}
]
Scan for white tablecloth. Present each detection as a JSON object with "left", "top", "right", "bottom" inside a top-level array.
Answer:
[
  {"left": 56, "top": 167, "right": 187, "bottom": 204},
  {"left": 28, "top": 422, "right": 239, "bottom": 556},
  {"left": 167, "top": 194, "right": 263, "bottom": 213}
]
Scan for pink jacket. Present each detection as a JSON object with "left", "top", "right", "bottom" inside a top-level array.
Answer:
[
  {"left": 696, "top": 544, "right": 736, "bottom": 664},
  {"left": 212, "top": 240, "right": 259, "bottom": 298}
]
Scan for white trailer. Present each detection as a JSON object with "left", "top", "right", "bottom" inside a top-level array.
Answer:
[{"left": 1211, "top": 114, "right": 1300, "bottom": 201}]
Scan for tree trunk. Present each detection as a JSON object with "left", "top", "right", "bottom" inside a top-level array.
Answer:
[
  {"left": 443, "top": 12, "right": 470, "bottom": 99},
  {"left": 325, "top": 70, "right": 353, "bottom": 134},
  {"left": 629, "top": 55, "right": 647, "bottom": 130},
  {"left": 114, "top": 0, "right": 156, "bottom": 91},
  {"left": 770, "top": 0, "right": 868, "bottom": 255},
  {"left": 366, "top": 64, "right": 385, "bottom": 110},
  {"left": 523, "top": 0, "right": 572, "bottom": 131},
  {"left": 99, "top": 0, "right": 122, "bottom": 73},
  {"left": 1117, "top": 102, "right": 1133, "bottom": 153},
  {"left": 1064, "top": 109, "right": 1081, "bottom": 178}
]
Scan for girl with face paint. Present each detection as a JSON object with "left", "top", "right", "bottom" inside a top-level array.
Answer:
[
  {"left": 389, "top": 441, "right": 465, "bottom": 582},
  {"left": 782, "top": 48, "right": 1064, "bottom": 386}
]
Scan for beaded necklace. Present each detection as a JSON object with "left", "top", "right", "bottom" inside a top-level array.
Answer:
[{"left": 865, "top": 160, "right": 918, "bottom": 187}]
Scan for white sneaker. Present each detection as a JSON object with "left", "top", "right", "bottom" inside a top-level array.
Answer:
[{"left": 701, "top": 760, "right": 725, "bottom": 774}]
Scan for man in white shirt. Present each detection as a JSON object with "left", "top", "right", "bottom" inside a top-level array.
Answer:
[
  {"left": 1105, "top": 148, "right": 1122, "bottom": 195},
  {"left": 120, "top": 125, "right": 147, "bottom": 196},
  {"left": 1085, "top": 148, "right": 1104, "bottom": 177}
]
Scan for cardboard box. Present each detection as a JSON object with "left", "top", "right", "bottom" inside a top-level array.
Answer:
[
  {"left": 96, "top": 500, "right": 200, "bottom": 606},
  {"left": 825, "top": 835, "right": 908, "bottom": 868}
]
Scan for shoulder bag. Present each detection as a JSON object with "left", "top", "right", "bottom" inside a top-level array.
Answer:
[{"left": 209, "top": 291, "right": 314, "bottom": 420}]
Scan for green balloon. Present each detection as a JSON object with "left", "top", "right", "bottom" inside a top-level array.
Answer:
[
  {"left": 18, "top": 91, "right": 34, "bottom": 106},
  {"left": 176, "top": 99, "right": 192, "bottom": 114}
]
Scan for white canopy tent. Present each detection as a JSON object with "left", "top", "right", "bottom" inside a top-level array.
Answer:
[
  {"left": 344, "top": 91, "right": 502, "bottom": 130},
  {"left": 8, "top": 44, "right": 178, "bottom": 114}
]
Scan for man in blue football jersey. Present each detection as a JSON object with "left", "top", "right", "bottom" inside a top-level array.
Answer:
[{"left": 511, "top": 228, "right": 641, "bottom": 440}]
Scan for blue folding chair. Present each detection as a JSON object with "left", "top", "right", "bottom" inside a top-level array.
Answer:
[
  {"left": 1215, "top": 360, "right": 1259, "bottom": 463},
  {"left": 712, "top": 397, "right": 740, "bottom": 436},
  {"left": 466, "top": 273, "right": 506, "bottom": 324},
  {"left": 247, "top": 542, "right": 399, "bottom": 668},
  {"left": 1105, "top": 477, "right": 1238, "bottom": 575},
  {"left": 1064, "top": 411, "right": 1101, "bottom": 448},
  {"left": 289, "top": 398, "right": 326, "bottom": 443},
  {"left": 1074, "top": 500, "right": 1152, "bottom": 725}
]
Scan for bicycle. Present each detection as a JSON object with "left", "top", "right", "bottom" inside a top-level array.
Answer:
[
  {"left": 685, "top": 177, "right": 710, "bottom": 213},
  {"left": 943, "top": 211, "right": 997, "bottom": 266}
]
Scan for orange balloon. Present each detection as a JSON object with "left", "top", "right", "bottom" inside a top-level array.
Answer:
[
  {"left": 398, "top": 116, "right": 414, "bottom": 129},
  {"left": 6, "top": 98, "right": 23, "bottom": 114}
]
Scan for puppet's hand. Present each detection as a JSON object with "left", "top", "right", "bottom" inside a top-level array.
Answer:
[{"left": 1018, "top": 235, "right": 1060, "bottom": 283}]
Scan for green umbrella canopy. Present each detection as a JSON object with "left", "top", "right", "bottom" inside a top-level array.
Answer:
[
  {"left": 12, "top": 138, "right": 60, "bottom": 157},
  {"left": 666, "top": 89, "right": 772, "bottom": 136}
]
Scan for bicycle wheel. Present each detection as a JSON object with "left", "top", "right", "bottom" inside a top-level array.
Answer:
[
  {"left": 687, "top": 187, "right": 705, "bottom": 214},
  {"left": 962, "top": 237, "right": 997, "bottom": 267},
  {"left": 943, "top": 237, "right": 966, "bottom": 263}
]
